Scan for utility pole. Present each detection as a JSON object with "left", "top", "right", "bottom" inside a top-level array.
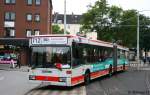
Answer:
[
  {"left": 64, "top": 0, "right": 67, "bottom": 35},
  {"left": 113, "top": 42, "right": 117, "bottom": 73},
  {"left": 137, "top": 12, "right": 140, "bottom": 66}
]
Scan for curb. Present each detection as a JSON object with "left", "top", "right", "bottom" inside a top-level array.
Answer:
[
  {"left": 0, "top": 68, "right": 30, "bottom": 72},
  {"left": 0, "top": 64, "right": 30, "bottom": 72}
]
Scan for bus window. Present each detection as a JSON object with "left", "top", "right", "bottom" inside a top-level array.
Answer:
[
  {"left": 31, "top": 46, "right": 71, "bottom": 69},
  {"left": 118, "top": 50, "right": 126, "bottom": 59},
  {"left": 72, "top": 46, "right": 79, "bottom": 59},
  {"left": 72, "top": 43, "right": 86, "bottom": 67}
]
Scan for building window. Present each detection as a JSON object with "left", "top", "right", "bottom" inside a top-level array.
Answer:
[
  {"left": 10, "top": 29, "right": 15, "bottom": 36},
  {"left": 11, "top": 0, "right": 15, "bottom": 4},
  {"left": 27, "top": 0, "right": 32, "bottom": 5},
  {"left": 35, "top": 0, "right": 41, "bottom": 5},
  {"left": 5, "top": 0, "right": 10, "bottom": 4},
  {"left": 5, "top": 0, "right": 16, "bottom": 4},
  {"left": 26, "top": 29, "right": 32, "bottom": 37},
  {"left": 34, "top": 29, "right": 40, "bottom": 35},
  {"left": 5, "top": 12, "right": 15, "bottom": 21},
  {"left": 57, "top": 20, "right": 62, "bottom": 24},
  {"left": 34, "top": 14, "right": 40, "bottom": 22},
  {"left": 5, "top": 28, "right": 15, "bottom": 37},
  {"left": 26, "top": 14, "right": 32, "bottom": 21}
]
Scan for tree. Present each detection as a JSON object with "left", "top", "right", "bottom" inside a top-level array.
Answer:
[
  {"left": 119, "top": 10, "right": 137, "bottom": 47},
  {"left": 107, "top": 6, "right": 123, "bottom": 41},
  {"left": 81, "top": 0, "right": 125, "bottom": 42},
  {"left": 81, "top": 0, "right": 110, "bottom": 41},
  {"left": 81, "top": 0, "right": 150, "bottom": 50},
  {"left": 52, "top": 25, "right": 70, "bottom": 34},
  {"left": 52, "top": 25, "right": 63, "bottom": 34},
  {"left": 139, "top": 15, "right": 150, "bottom": 51}
]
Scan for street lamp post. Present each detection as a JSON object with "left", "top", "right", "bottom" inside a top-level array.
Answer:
[
  {"left": 137, "top": 10, "right": 150, "bottom": 65},
  {"left": 137, "top": 12, "right": 140, "bottom": 65},
  {"left": 64, "top": 0, "right": 67, "bottom": 35}
]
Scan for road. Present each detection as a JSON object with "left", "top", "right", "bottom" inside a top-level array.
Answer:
[
  {"left": 0, "top": 70, "right": 40, "bottom": 95},
  {"left": 26, "top": 85, "right": 86, "bottom": 95},
  {"left": 86, "top": 69, "right": 150, "bottom": 95},
  {"left": 0, "top": 64, "right": 150, "bottom": 95}
]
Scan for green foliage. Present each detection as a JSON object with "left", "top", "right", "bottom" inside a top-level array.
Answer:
[
  {"left": 139, "top": 15, "right": 150, "bottom": 51},
  {"left": 119, "top": 10, "right": 137, "bottom": 47},
  {"left": 52, "top": 24, "right": 63, "bottom": 34},
  {"left": 81, "top": 0, "right": 150, "bottom": 50},
  {"left": 52, "top": 24, "right": 70, "bottom": 34}
]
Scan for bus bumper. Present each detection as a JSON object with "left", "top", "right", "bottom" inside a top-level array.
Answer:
[{"left": 29, "top": 76, "right": 72, "bottom": 87}]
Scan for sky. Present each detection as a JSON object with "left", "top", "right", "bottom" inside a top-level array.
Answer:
[{"left": 52, "top": 0, "right": 150, "bottom": 16}]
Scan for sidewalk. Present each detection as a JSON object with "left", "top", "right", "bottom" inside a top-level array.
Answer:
[
  {"left": 0, "top": 65, "right": 41, "bottom": 95},
  {"left": 130, "top": 60, "right": 150, "bottom": 64},
  {"left": 0, "top": 64, "right": 30, "bottom": 72}
]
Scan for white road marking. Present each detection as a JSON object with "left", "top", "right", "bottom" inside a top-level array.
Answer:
[
  {"left": 27, "top": 86, "right": 86, "bottom": 95},
  {"left": 50, "top": 91, "right": 60, "bottom": 95},
  {"left": 60, "top": 91, "right": 68, "bottom": 95},
  {"left": 41, "top": 90, "right": 50, "bottom": 95},
  {"left": 140, "top": 68, "right": 150, "bottom": 70},
  {"left": 82, "top": 86, "right": 86, "bottom": 95}
]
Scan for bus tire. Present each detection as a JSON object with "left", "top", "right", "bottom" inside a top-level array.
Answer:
[
  {"left": 123, "top": 63, "right": 126, "bottom": 71},
  {"left": 109, "top": 65, "right": 112, "bottom": 77},
  {"left": 84, "top": 71, "right": 90, "bottom": 85}
]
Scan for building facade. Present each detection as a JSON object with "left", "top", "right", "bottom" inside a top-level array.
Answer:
[
  {"left": 0, "top": 0, "right": 52, "bottom": 65},
  {"left": 52, "top": 13, "right": 97, "bottom": 39},
  {"left": 52, "top": 13, "right": 82, "bottom": 35}
]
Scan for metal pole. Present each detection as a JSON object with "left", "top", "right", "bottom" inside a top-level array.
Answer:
[
  {"left": 64, "top": 0, "right": 67, "bottom": 35},
  {"left": 113, "top": 42, "right": 117, "bottom": 73},
  {"left": 137, "top": 12, "right": 140, "bottom": 66}
]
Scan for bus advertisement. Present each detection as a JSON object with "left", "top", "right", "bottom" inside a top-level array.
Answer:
[{"left": 29, "top": 35, "right": 129, "bottom": 86}]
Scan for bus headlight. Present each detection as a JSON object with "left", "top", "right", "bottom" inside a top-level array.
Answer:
[
  {"left": 59, "top": 77, "right": 66, "bottom": 82},
  {"left": 29, "top": 75, "right": 36, "bottom": 80}
]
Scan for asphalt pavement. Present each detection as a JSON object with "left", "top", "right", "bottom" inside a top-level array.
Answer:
[
  {"left": 0, "top": 64, "right": 39, "bottom": 95},
  {"left": 86, "top": 65, "right": 150, "bottom": 95},
  {"left": 0, "top": 64, "right": 30, "bottom": 72},
  {"left": 0, "top": 63, "right": 150, "bottom": 95}
]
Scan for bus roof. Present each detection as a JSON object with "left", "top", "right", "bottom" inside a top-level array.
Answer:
[
  {"left": 30, "top": 34, "right": 128, "bottom": 50},
  {"left": 29, "top": 34, "right": 74, "bottom": 37}
]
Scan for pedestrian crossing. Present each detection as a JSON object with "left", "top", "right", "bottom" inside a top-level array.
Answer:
[
  {"left": 26, "top": 86, "right": 86, "bottom": 95},
  {"left": 139, "top": 68, "right": 150, "bottom": 70},
  {"left": 129, "top": 63, "right": 149, "bottom": 67}
]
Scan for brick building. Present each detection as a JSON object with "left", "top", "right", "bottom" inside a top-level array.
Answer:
[{"left": 0, "top": 0, "right": 52, "bottom": 65}]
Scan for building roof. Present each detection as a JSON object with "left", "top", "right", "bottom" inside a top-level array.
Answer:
[{"left": 52, "top": 13, "right": 82, "bottom": 24}]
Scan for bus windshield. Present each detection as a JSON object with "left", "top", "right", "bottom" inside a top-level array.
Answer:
[{"left": 31, "top": 46, "right": 71, "bottom": 69}]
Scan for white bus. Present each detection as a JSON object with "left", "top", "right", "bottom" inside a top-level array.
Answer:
[{"left": 29, "top": 35, "right": 129, "bottom": 86}]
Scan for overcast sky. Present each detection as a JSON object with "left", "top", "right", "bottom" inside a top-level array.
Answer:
[{"left": 52, "top": 0, "right": 150, "bottom": 16}]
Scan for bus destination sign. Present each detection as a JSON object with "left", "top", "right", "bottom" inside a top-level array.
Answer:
[{"left": 31, "top": 37, "right": 68, "bottom": 45}]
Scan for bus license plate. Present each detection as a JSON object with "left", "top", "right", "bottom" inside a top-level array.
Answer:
[{"left": 42, "top": 70, "right": 52, "bottom": 73}]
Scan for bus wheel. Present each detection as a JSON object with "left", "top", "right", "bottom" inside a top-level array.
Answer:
[
  {"left": 123, "top": 64, "right": 126, "bottom": 71},
  {"left": 84, "top": 71, "right": 90, "bottom": 85},
  {"left": 109, "top": 65, "right": 112, "bottom": 77}
]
